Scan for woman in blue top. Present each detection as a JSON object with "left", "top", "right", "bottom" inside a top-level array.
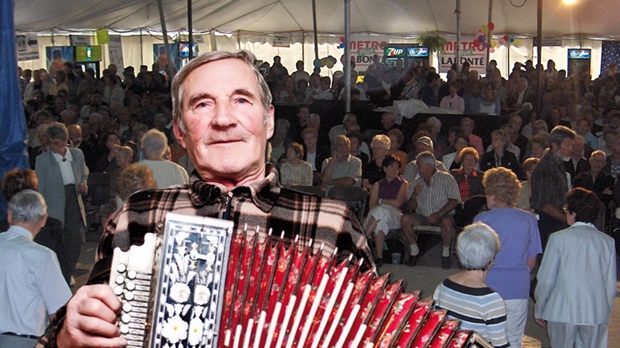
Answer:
[{"left": 474, "top": 167, "right": 542, "bottom": 348}]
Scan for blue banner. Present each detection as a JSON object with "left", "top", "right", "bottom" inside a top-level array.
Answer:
[{"left": 0, "top": 0, "right": 29, "bottom": 219}]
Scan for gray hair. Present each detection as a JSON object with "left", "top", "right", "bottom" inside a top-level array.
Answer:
[
  {"left": 370, "top": 134, "right": 391, "bottom": 150},
  {"left": 457, "top": 222, "right": 501, "bottom": 270},
  {"left": 46, "top": 122, "right": 68, "bottom": 141},
  {"left": 8, "top": 189, "right": 47, "bottom": 224},
  {"left": 549, "top": 125, "right": 576, "bottom": 147},
  {"left": 416, "top": 151, "right": 436, "bottom": 165},
  {"left": 427, "top": 116, "right": 441, "bottom": 132},
  {"left": 171, "top": 50, "right": 272, "bottom": 135},
  {"left": 141, "top": 129, "right": 168, "bottom": 159}
]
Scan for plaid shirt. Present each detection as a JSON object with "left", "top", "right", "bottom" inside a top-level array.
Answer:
[{"left": 36, "top": 164, "right": 373, "bottom": 347}]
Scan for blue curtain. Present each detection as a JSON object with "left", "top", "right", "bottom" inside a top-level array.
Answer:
[
  {"left": 0, "top": 0, "right": 29, "bottom": 219},
  {"left": 601, "top": 41, "right": 620, "bottom": 76}
]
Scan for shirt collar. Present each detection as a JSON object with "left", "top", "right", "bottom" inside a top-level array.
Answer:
[
  {"left": 188, "top": 164, "right": 280, "bottom": 213},
  {"left": 7, "top": 225, "right": 34, "bottom": 241}
]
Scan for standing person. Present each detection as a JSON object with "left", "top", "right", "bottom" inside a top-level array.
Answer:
[
  {"left": 475, "top": 167, "right": 542, "bottom": 348},
  {"left": 0, "top": 190, "right": 71, "bottom": 348},
  {"left": 530, "top": 125, "right": 575, "bottom": 249},
  {"left": 36, "top": 50, "right": 373, "bottom": 348},
  {"left": 535, "top": 188, "right": 616, "bottom": 348},
  {"left": 35, "top": 122, "right": 89, "bottom": 285},
  {"left": 433, "top": 222, "right": 509, "bottom": 348},
  {"left": 364, "top": 155, "right": 409, "bottom": 266}
]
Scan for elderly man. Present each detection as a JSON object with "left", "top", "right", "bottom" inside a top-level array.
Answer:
[
  {"left": 403, "top": 136, "right": 447, "bottom": 185},
  {"left": 531, "top": 125, "right": 576, "bottom": 249},
  {"left": 380, "top": 112, "right": 399, "bottom": 134},
  {"left": 321, "top": 135, "right": 362, "bottom": 187},
  {"left": 137, "top": 129, "right": 189, "bottom": 188},
  {"left": 37, "top": 50, "right": 372, "bottom": 348},
  {"left": 400, "top": 152, "right": 461, "bottom": 269},
  {"left": 0, "top": 190, "right": 71, "bottom": 348}
]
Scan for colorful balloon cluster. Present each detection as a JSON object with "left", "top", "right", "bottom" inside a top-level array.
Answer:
[
  {"left": 474, "top": 22, "right": 520, "bottom": 53},
  {"left": 313, "top": 55, "right": 338, "bottom": 72},
  {"left": 338, "top": 36, "right": 346, "bottom": 49}
]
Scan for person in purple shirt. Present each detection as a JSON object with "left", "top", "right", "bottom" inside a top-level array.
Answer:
[{"left": 474, "top": 167, "right": 542, "bottom": 348}]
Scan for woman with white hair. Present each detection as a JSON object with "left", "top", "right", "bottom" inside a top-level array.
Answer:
[
  {"left": 362, "top": 134, "right": 390, "bottom": 190},
  {"left": 433, "top": 222, "right": 510, "bottom": 348}
]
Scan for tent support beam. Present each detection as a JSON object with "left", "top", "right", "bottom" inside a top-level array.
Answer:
[
  {"left": 537, "top": 0, "right": 543, "bottom": 117},
  {"left": 455, "top": 0, "right": 461, "bottom": 73},
  {"left": 312, "top": 0, "right": 318, "bottom": 61},
  {"left": 157, "top": 0, "right": 176, "bottom": 79},
  {"left": 188, "top": 0, "right": 193, "bottom": 59},
  {"left": 344, "top": 0, "right": 351, "bottom": 112}
]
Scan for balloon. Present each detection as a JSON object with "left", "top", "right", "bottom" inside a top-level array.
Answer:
[
  {"left": 313, "top": 67, "right": 321, "bottom": 73},
  {"left": 481, "top": 41, "right": 488, "bottom": 49},
  {"left": 503, "top": 35, "right": 509, "bottom": 41},
  {"left": 488, "top": 22, "right": 495, "bottom": 31},
  {"left": 490, "top": 47, "right": 495, "bottom": 53},
  {"left": 473, "top": 39, "right": 482, "bottom": 47},
  {"left": 513, "top": 39, "right": 521, "bottom": 46},
  {"left": 481, "top": 25, "right": 489, "bottom": 34},
  {"left": 509, "top": 36, "right": 515, "bottom": 44},
  {"left": 340, "top": 36, "right": 345, "bottom": 42},
  {"left": 339, "top": 43, "right": 344, "bottom": 48},
  {"left": 326, "top": 60, "right": 335, "bottom": 68},
  {"left": 320, "top": 58, "right": 328, "bottom": 67},
  {"left": 327, "top": 55, "right": 335, "bottom": 63},
  {"left": 477, "top": 31, "right": 484, "bottom": 38},
  {"left": 491, "top": 41, "right": 496, "bottom": 48},
  {"left": 498, "top": 38, "right": 506, "bottom": 45},
  {"left": 313, "top": 58, "right": 322, "bottom": 68},
  {"left": 478, "top": 35, "right": 486, "bottom": 42}
]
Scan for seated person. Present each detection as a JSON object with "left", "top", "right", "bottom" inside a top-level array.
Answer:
[
  {"left": 387, "top": 129, "right": 408, "bottom": 173},
  {"left": 321, "top": 135, "right": 362, "bottom": 188},
  {"left": 348, "top": 130, "right": 369, "bottom": 164},
  {"left": 302, "top": 127, "right": 329, "bottom": 175},
  {"left": 403, "top": 136, "right": 448, "bottom": 187},
  {"left": 280, "top": 143, "right": 313, "bottom": 187},
  {"left": 480, "top": 129, "right": 521, "bottom": 177},
  {"left": 401, "top": 152, "right": 461, "bottom": 269},
  {"left": 433, "top": 222, "right": 509, "bottom": 348},
  {"left": 516, "top": 158, "right": 540, "bottom": 212},
  {"left": 451, "top": 147, "right": 484, "bottom": 201},
  {"left": 137, "top": 129, "right": 189, "bottom": 188},
  {"left": 0, "top": 190, "right": 72, "bottom": 348},
  {"left": 439, "top": 82, "right": 465, "bottom": 114},
  {"left": 574, "top": 150, "right": 614, "bottom": 207},
  {"left": 364, "top": 155, "right": 409, "bottom": 266},
  {"left": 363, "top": 134, "right": 390, "bottom": 190},
  {"left": 460, "top": 117, "right": 484, "bottom": 155},
  {"left": 442, "top": 132, "right": 470, "bottom": 171}
]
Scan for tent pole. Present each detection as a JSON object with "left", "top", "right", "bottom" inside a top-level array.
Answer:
[
  {"left": 140, "top": 28, "right": 144, "bottom": 67},
  {"left": 537, "top": 0, "right": 543, "bottom": 117},
  {"left": 312, "top": 0, "right": 318, "bottom": 61},
  {"left": 455, "top": 0, "right": 461, "bottom": 74},
  {"left": 344, "top": 0, "right": 351, "bottom": 112},
  {"left": 188, "top": 0, "right": 193, "bottom": 59},
  {"left": 157, "top": 0, "right": 176, "bottom": 79},
  {"left": 486, "top": 0, "right": 493, "bottom": 70}
]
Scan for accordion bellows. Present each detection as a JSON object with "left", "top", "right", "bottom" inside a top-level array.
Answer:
[{"left": 109, "top": 213, "right": 490, "bottom": 348}]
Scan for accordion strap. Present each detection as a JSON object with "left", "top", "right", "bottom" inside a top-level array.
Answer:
[{"left": 87, "top": 256, "right": 113, "bottom": 285}]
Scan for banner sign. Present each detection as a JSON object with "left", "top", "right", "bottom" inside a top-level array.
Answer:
[
  {"left": 273, "top": 34, "right": 291, "bottom": 48},
  {"left": 346, "top": 34, "right": 390, "bottom": 71},
  {"left": 16, "top": 33, "right": 39, "bottom": 61},
  {"left": 439, "top": 36, "right": 487, "bottom": 74},
  {"left": 108, "top": 35, "right": 124, "bottom": 74},
  {"left": 70, "top": 35, "right": 91, "bottom": 46}
]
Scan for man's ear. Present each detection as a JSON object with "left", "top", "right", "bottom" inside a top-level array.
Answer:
[
  {"left": 6, "top": 210, "right": 12, "bottom": 225},
  {"left": 173, "top": 120, "right": 187, "bottom": 149},
  {"left": 265, "top": 105, "right": 275, "bottom": 140}
]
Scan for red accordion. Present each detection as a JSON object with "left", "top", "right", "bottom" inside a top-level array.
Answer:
[{"left": 109, "top": 213, "right": 492, "bottom": 348}]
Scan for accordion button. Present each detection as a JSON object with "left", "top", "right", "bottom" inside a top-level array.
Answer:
[
  {"left": 114, "top": 286, "right": 123, "bottom": 296},
  {"left": 127, "top": 270, "right": 137, "bottom": 279},
  {"left": 120, "top": 324, "right": 129, "bottom": 334},
  {"left": 121, "top": 313, "right": 131, "bottom": 324},
  {"left": 126, "top": 281, "right": 136, "bottom": 291},
  {"left": 117, "top": 263, "right": 127, "bottom": 273},
  {"left": 115, "top": 275, "right": 125, "bottom": 285},
  {"left": 125, "top": 292, "right": 134, "bottom": 301},
  {"left": 123, "top": 302, "right": 132, "bottom": 312}
]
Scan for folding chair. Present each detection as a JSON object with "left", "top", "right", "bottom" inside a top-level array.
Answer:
[{"left": 326, "top": 185, "right": 368, "bottom": 222}]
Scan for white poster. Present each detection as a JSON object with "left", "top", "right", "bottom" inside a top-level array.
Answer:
[
  {"left": 70, "top": 35, "right": 91, "bottom": 46},
  {"left": 439, "top": 36, "right": 487, "bottom": 74},
  {"left": 273, "top": 34, "right": 291, "bottom": 48},
  {"left": 16, "top": 33, "right": 39, "bottom": 62},
  {"left": 347, "top": 34, "right": 390, "bottom": 71},
  {"left": 108, "top": 35, "right": 124, "bottom": 74}
]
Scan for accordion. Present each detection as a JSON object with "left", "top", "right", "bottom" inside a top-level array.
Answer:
[{"left": 109, "top": 213, "right": 493, "bottom": 348}]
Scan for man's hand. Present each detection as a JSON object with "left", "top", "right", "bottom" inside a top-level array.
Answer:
[
  {"left": 57, "top": 285, "right": 127, "bottom": 348},
  {"left": 427, "top": 212, "right": 440, "bottom": 225},
  {"left": 332, "top": 152, "right": 346, "bottom": 162},
  {"left": 412, "top": 183, "right": 422, "bottom": 197}
]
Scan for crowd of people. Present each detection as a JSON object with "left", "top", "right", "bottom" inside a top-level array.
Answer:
[{"left": 0, "top": 50, "right": 618, "bottom": 347}]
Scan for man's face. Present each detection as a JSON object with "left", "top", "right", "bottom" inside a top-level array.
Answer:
[
  {"left": 590, "top": 153, "right": 606, "bottom": 172},
  {"left": 416, "top": 161, "right": 434, "bottom": 179},
  {"left": 381, "top": 113, "right": 394, "bottom": 128},
  {"left": 333, "top": 138, "right": 350, "bottom": 156},
  {"left": 460, "top": 121, "right": 472, "bottom": 135},
  {"left": 571, "top": 139, "right": 584, "bottom": 158},
  {"left": 174, "top": 58, "right": 274, "bottom": 185},
  {"left": 303, "top": 132, "right": 317, "bottom": 148},
  {"left": 298, "top": 107, "right": 310, "bottom": 124},
  {"left": 558, "top": 137, "right": 575, "bottom": 159},
  {"left": 68, "top": 127, "right": 82, "bottom": 144}
]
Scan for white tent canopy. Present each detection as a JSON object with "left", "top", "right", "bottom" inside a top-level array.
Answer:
[{"left": 14, "top": 0, "right": 620, "bottom": 39}]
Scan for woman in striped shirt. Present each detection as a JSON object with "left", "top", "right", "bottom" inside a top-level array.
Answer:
[{"left": 433, "top": 222, "right": 509, "bottom": 348}]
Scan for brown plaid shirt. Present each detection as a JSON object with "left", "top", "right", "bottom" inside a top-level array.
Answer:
[{"left": 36, "top": 164, "right": 373, "bottom": 347}]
